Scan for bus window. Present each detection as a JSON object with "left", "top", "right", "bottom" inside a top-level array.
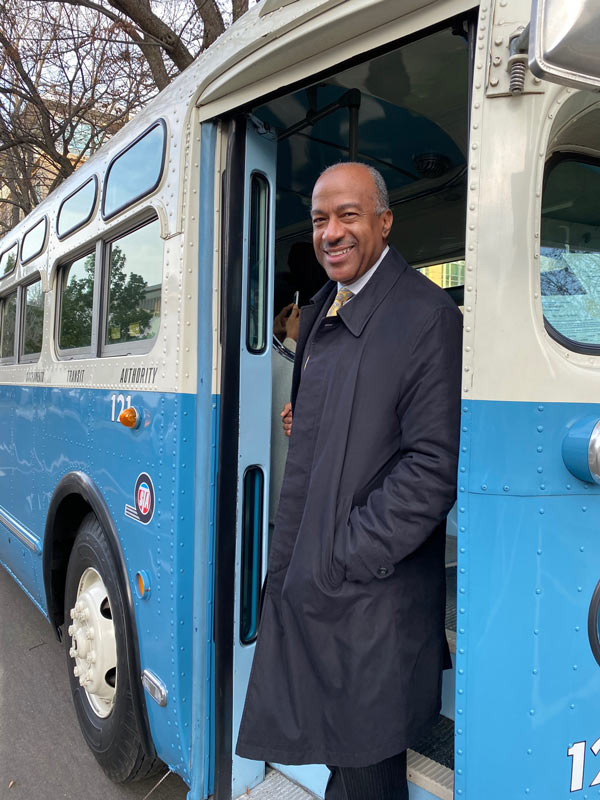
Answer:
[
  {"left": 541, "top": 154, "right": 600, "bottom": 350},
  {"left": 58, "top": 252, "right": 95, "bottom": 353},
  {"left": 22, "top": 279, "right": 44, "bottom": 359},
  {"left": 21, "top": 218, "right": 47, "bottom": 264},
  {"left": 57, "top": 177, "right": 97, "bottom": 240},
  {"left": 0, "top": 291, "right": 17, "bottom": 361},
  {"left": 420, "top": 260, "right": 465, "bottom": 309},
  {"left": 103, "top": 218, "right": 162, "bottom": 349},
  {"left": 247, "top": 173, "right": 269, "bottom": 354},
  {"left": 102, "top": 121, "right": 166, "bottom": 220},
  {"left": 0, "top": 243, "right": 18, "bottom": 278},
  {"left": 240, "top": 466, "right": 265, "bottom": 645}
]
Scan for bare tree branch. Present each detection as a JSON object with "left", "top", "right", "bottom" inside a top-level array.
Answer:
[{"left": 0, "top": 0, "right": 257, "bottom": 234}]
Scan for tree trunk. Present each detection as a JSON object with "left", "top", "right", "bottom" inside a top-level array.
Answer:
[
  {"left": 232, "top": 0, "right": 249, "bottom": 22},
  {"left": 193, "top": 0, "right": 226, "bottom": 50}
]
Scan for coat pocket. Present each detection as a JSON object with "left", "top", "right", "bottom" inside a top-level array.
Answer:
[{"left": 329, "top": 493, "right": 353, "bottom": 587}]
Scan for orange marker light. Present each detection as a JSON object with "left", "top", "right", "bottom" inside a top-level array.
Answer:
[
  {"left": 119, "top": 406, "right": 139, "bottom": 428},
  {"left": 136, "top": 570, "right": 151, "bottom": 599}
]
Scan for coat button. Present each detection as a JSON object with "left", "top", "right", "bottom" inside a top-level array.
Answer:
[{"left": 377, "top": 567, "right": 388, "bottom": 577}]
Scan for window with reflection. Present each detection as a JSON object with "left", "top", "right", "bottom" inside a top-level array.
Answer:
[
  {"left": 23, "top": 280, "right": 44, "bottom": 357},
  {"left": 0, "top": 243, "right": 18, "bottom": 277},
  {"left": 104, "top": 219, "right": 162, "bottom": 347},
  {"left": 57, "top": 177, "right": 97, "bottom": 239},
  {"left": 59, "top": 252, "right": 95, "bottom": 351},
  {"left": 240, "top": 466, "right": 264, "bottom": 645},
  {"left": 541, "top": 156, "right": 600, "bottom": 348},
  {"left": 247, "top": 173, "right": 269, "bottom": 354},
  {"left": 103, "top": 122, "right": 165, "bottom": 219},
  {"left": 0, "top": 292, "right": 17, "bottom": 360},
  {"left": 22, "top": 218, "right": 47, "bottom": 263}
]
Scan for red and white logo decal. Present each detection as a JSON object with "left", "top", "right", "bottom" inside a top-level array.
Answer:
[{"left": 125, "top": 472, "right": 155, "bottom": 525}]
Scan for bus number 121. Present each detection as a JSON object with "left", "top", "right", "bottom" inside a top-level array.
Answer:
[
  {"left": 110, "top": 393, "right": 132, "bottom": 422},
  {"left": 568, "top": 740, "right": 600, "bottom": 791}
]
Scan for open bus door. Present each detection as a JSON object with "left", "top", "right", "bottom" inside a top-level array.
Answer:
[
  {"left": 458, "top": 0, "right": 600, "bottom": 797},
  {"left": 215, "top": 116, "right": 276, "bottom": 800}
]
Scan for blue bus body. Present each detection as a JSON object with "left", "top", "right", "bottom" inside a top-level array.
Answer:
[{"left": 2, "top": 0, "right": 600, "bottom": 798}]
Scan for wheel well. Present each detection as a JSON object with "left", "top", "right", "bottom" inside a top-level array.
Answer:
[
  {"left": 43, "top": 471, "right": 155, "bottom": 759},
  {"left": 45, "top": 493, "right": 93, "bottom": 636}
]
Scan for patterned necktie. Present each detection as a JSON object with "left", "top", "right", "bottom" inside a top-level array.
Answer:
[{"left": 326, "top": 286, "right": 354, "bottom": 317}]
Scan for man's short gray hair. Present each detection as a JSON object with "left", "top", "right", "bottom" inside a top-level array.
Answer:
[{"left": 318, "top": 162, "right": 390, "bottom": 215}]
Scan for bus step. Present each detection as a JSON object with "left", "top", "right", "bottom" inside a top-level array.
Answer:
[
  {"left": 408, "top": 715, "right": 455, "bottom": 800},
  {"left": 446, "top": 563, "right": 457, "bottom": 654},
  {"left": 238, "top": 767, "right": 318, "bottom": 799},
  {"left": 244, "top": 718, "right": 455, "bottom": 800},
  {"left": 445, "top": 535, "right": 457, "bottom": 567}
]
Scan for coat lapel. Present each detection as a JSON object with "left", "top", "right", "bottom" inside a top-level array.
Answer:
[
  {"left": 290, "top": 247, "right": 408, "bottom": 404},
  {"left": 337, "top": 247, "right": 408, "bottom": 337}
]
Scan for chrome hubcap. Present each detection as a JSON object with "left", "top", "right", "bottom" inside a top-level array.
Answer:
[{"left": 68, "top": 567, "right": 117, "bottom": 718}]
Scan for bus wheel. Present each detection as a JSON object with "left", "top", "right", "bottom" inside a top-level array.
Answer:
[{"left": 64, "top": 513, "right": 160, "bottom": 782}]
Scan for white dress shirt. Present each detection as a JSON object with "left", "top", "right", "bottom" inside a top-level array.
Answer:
[{"left": 338, "top": 245, "right": 389, "bottom": 299}]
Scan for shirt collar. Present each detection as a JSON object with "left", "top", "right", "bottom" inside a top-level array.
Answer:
[{"left": 337, "top": 245, "right": 390, "bottom": 297}]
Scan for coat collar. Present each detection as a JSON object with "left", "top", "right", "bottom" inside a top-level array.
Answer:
[
  {"left": 299, "top": 247, "right": 408, "bottom": 340},
  {"left": 336, "top": 247, "right": 407, "bottom": 337},
  {"left": 290, "top": 248, "right": 407, "bottom": 409}
]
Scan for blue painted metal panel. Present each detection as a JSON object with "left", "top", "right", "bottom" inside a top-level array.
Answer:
[
  {"left": 206, "top": 397, "right": 220, "bottom": 799},
  {"left": 0, "top": 382, "right": 206, "bottom": 786},
  {"left": 408, "top": 783, "right": 449, "bottom": 800},
  {"left": 456, "top": 399, "right": 600, "bottom": 799}
]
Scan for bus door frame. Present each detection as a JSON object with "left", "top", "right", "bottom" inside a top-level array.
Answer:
[{"left": 214, "top": 115, "right": 277, "bottom": 800}]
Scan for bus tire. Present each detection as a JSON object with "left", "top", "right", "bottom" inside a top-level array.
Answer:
[{"left": 64, "top": 512, "right": 160, "bottom": 782}]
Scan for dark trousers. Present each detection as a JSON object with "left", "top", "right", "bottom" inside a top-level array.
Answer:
[{"left": 324, "top": 751, "right": 408, "bottom": 800}]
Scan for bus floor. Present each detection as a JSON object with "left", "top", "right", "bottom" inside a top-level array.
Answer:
[{"left": 0, "top": 565, "right": 188, "bottom": 800}]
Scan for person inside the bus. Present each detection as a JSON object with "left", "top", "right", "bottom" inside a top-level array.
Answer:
[
  {"left": 236, "top": 162, "right": 462, "bottom": 800},
  {"left": 270, "top": 299, "right": 299, "bottom": 534}
]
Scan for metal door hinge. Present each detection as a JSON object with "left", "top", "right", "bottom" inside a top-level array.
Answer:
[{"left": 486, "top": 0, "right": 545, "bottom": 97}]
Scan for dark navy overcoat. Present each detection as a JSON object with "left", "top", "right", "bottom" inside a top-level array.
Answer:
[{"left": 236, "top": 247, "right": 462, "bottom": 767}]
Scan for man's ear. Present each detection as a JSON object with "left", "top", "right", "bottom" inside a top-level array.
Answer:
[{"left": 381, "top": 209, "right": 393, "bottom": 239}]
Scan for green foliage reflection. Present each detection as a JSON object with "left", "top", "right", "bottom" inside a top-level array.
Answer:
[
  {"left": 105, "top": 245, "right": 154, "bottom": 344},
  {"left": 59, "top": 253, "right": 94, "bottom": 349},
  {"left": 23, "top": 281, "right": 43, "bottom": 355}
]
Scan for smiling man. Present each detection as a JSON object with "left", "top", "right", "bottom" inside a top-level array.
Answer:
[
  {"left": 311, "top": 162, "right": 393, "bottom": 286},
  {"left": 236, "top": 163, "right": 463, "bottom": 800}
]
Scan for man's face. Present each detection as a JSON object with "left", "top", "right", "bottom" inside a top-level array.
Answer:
[{"left": 311, "top": 164, "right": 393, "bottom": 285}]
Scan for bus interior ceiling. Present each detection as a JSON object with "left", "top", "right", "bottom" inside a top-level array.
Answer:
[
  {"left": 253, "top": 21, "right": 470, "bottom": 310},
  {"left": 251, "top": 20, "right": 470, "bottom": 783}
]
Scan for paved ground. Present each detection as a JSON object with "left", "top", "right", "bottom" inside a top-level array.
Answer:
[{"left": 0, "top": 567, "right": 189, "bottom": 800}]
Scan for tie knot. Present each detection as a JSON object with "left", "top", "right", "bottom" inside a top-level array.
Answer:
[{"left": 326, "top": 287, "right": 354, "bottom": 317}]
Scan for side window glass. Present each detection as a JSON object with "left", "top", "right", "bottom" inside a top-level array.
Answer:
[
  {"left": 0, "top": 292, "right": 17, "bottom": 361},
  {"left": 22, "top": 280, "right": 44, "bottom": 358},
  {"left": 0, "top": 243, "right": 18, "bottom": 278},
  {"left": 419, "top": 260, "right": 465, "bottom": 309},
  {"left": 104, "top": 219, "right": 162, "bottom": 347},
  {"left": 541, "top": 157, "right": 600, "bottom": 347},
  {"left": 103, "top": 122, "right": 165, "bottom": 219},
  {"left": 247, "top": 173, "right": 269, "bottom": 354},
  {"left": 240, "top": 466, "right": 264, "bottom": 645},
  {"left": 59, "top": 252, "right": 95, "bottom": 351},
  {"left": 22, "top": 218, "right": 47, "bottom": 263},
  {"left": 57, "top": 177, "right": 97, "bottom": 239}
]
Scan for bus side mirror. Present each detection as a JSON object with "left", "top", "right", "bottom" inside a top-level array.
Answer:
[{"left": 529, "top": 0, "right": 600, "bottom": 91}]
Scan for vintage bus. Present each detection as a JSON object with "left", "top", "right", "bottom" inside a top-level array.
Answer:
[{"left": 0, "top": 0, "right": 599, "bottom": 797}]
